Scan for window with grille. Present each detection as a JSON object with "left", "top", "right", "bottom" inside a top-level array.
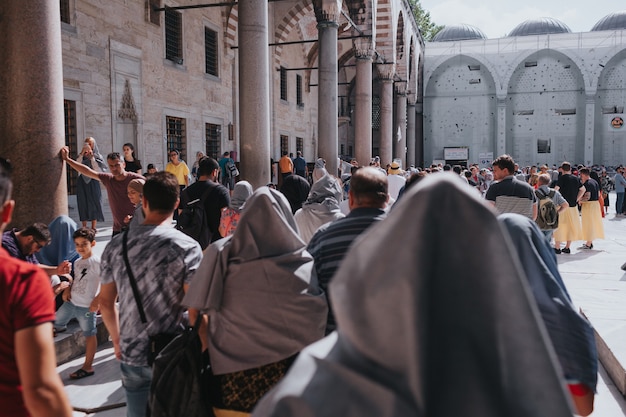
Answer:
[
  {"left": 296, "top": 74, "right": 303, "bottom": 107},
  {"left": 167, "top": 116, "right": 187, "bottom": 160},
  {"left": 280, "top": 67, "right": 287, "bottom": 101},
  {"left": 205, "top": 123, "right": 221, "bottom": 160},
  {"left": 149, "top": 0, "right": 161, "bottom": 26},
  {"left": 537, "top": 139, "right": 551, "bottom": 154},
  {"left": 348, "top": 145, "right": 353, "bottom": 157},
  {"left": 64, "top": 100, "right": 78, "bottom": 195},
  {"left": 372, "top": 95, "right": 381, "bottom": 130},
  {"left": 296, "top": 137, "right": 303, "bottom": 153},
  {"left": 205, "top": 27, "right": 218, "bottom": 76},
  {"left": 165, "top": 9, "right": 183, "bottom": 63},
  {"left": 340, "top": 144, "right": 345, "bottom": 156},
  {"left": 280, "top": 135, "right": 289, "bottom": 155},
  {"left": 60, "top": 0, "right": 71, "bottom": 24}
]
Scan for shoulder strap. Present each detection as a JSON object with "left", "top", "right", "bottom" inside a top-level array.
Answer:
[
  {"left": 122, "top": 231, "right": 148, "bottom": 324},
  {"left": 535, "top": 189, "right": 547, "bottom": 199}
]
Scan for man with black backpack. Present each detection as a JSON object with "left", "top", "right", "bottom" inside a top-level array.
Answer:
[
  {"left": 178, "top": 157, "right": 230, "bottom": 248},
  {"left": 535, "top": 174, "right": 568, "bottom": 244}
]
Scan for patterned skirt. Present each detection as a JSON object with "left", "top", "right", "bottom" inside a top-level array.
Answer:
[
  {"left": 209, "top": 355, "right": 296, "bottom": 413},
  {"left": 553, "top": 206, "right": 582, "bottom": 242}
]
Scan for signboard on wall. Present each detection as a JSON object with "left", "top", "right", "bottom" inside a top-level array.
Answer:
[
  {"left": 444, "top": 147, "right": 469, "bottom": 160},
  {"left": 608, "top": 115, "right": 624, "bottom": 132},
  {"left": 478, "top": 152, "right": 493, "bottom": 167}
]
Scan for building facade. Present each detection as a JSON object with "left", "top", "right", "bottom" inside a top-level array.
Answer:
[{"left": 423, "top": 13, "right": 626, "bottom": 168}]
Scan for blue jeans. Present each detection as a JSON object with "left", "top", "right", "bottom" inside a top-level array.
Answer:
[
  {"left": 120, "top": 362, "right": 152, "bottom": 417},
  {"left": 616, "top": 192, "right": 624, "bottom": 214}
]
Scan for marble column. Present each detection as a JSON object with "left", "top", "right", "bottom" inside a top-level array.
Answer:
[
  {"left": 377, "top": 64, "right": 395, "bottom": 168},
  {"left": 394, "top": 87, "right": 407, "bottom": 168},
  {"left": 0, "top": 1, "right": 66, "bottom": 227},
  {"left": 238, "top": 0, "right": 271, "bottom": 188},
  {"left": 415, "top": 102, "right": 424, "bottom": 167},
  {"left": 406, "top": 99, "right": 416, "bottom": 168},
  {"left": 496, "top": 97, "right": 507, "bottom": 157},
  {"left": 353, "top": 39, "right": 374, "bottom": 167},
  {"left": 315, "top": 1, "right": 340, "bottom": 177},
  {"left": 584, "top": 95, "right": 596, "bottom": 165}
]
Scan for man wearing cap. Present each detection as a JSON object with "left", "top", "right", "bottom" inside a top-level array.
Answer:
[{"left": 387, "top": 161, "right": 406, "bottom": 201}]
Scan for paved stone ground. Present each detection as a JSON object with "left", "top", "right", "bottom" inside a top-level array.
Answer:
[{"left": 57, "top": 192, "right": 626, "bottom": 416}]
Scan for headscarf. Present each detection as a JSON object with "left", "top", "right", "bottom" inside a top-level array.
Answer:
[
  {"left": 279, "top": 174, "right": 311, "bottom": 214},
  {"left": 253, "top": 174, "right": 573, "bottom": 417},
  {"left": 127, "top": 178, "right": 145, "bottom": 194},
  {"left": 229, "top": 180, "right": 253, "bottom": 210},
  {"left": 312, "top": 158, "right": 328, "bottom": 183},
  {"left": 294, "top": 174, "right": 344, "bottom": 243},
  {"left": 35, "top": 215, "right": 79, "bottom": 265},
  {"left": 498, "top": 213, "right": 598, "bottom": 390},
  {"left": 183, "top": 187, "right": 327, "bottom": 375},
  {"left": 81, "top": 138, "right": 107, "bottom": 184}
]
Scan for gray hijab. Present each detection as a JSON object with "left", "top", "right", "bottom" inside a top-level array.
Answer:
[
  {"left": 253, "top": 174, "right": 573, "bottom": 417},
  {"left": 229, "top": 180, "right": 253, "bottom": 210},
  {"left": 80, "top": 138, "right": 107, "bottom": 184},
  {"left": 183, "top": 187, "right": 327, "bottom": 374}
]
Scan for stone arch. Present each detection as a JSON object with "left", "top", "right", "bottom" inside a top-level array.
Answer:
[
  {"left": 395, "top": 10, "right": 406, "bottom": 83},
  {"left": 224, "top": 5, "right": 238, "bottom": 58},
  {"left": 274, "top": 0, "right": 314, "bottom": 69},
  {"left": 425, "top": 53, "right": 501, "bottom": 95},
  {"left": 407, "top": 36, "right": 418, "bottom": 99}
]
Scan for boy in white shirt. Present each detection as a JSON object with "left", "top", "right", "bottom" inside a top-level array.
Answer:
[{"left": 54, "top": 228, "right": 101, "bottom": 379}]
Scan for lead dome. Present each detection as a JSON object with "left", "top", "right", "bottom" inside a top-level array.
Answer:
[
  {"left": 431, "top": 24, "right": 487, "bottom": 42},
  {"left": 591, "top": 10, "right": 626, "bottom": 31},
  {"left": 508, "top": 17, "right": 571, "bottom": 37}
]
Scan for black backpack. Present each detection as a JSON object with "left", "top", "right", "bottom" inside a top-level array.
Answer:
[
  {"left": 176, "top": 185, "right": 215, "bottom": 249},
  {"left": 148, "top": 317, "right": 214, "bottom": 417}
]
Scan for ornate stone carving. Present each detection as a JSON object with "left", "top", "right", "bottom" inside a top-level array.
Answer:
[
  {"left": 118, "top": 79, "right": 137, "bottom": 121},
  {"left": 313, "top": 0, "right": 341, "bottom": 23},
  {"left": 353, "top": 37, "right": 374, "bottom": 59},
  {"left": 376, "top": 63, "right": 395, "bottom": 80}
]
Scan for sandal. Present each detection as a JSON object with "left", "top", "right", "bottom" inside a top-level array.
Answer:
[{"left": 69, "top": 369, "right": 94, "bottom": 379}]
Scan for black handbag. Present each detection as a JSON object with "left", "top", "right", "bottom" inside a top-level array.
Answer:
[{"left": 122, "top": 231, "right": 181, "bottom": 366}]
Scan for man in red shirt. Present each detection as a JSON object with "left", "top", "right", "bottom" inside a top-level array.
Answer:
[{"left": 0, "top": 158, "right": 72, "bottom": 417}]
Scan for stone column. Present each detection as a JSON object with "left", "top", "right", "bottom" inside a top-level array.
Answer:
[
  {"left": 0, "top": 1, "right": 66, "bottom": 227},
  {"left": 394, "top": 87, "right": 407, "bottom": 168},
  {"left": 584, "top": 95, "right": 596, "bottom": 165},
  {"left": 415, "top": 102, "right": 424, "bottom": 167},
  {"left": 353, "top": 38, "right": 373, "bottom": 167},
  {"left": 377, "top": 64, "right": 395, "bottom": 168},
  {"left": 406, "top": 99, "right": 416, "bottom": 168},
  {"left": 315, "top": 1, "right": 341, "bottom": 177},
  {"left": 238, "top": 0, "right": 271, "bottom": 188},
  {"left": 496, "top": 97, "right": 507, "bottom": 157}
]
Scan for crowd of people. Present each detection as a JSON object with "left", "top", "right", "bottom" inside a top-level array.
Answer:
[{"left": 1, "top": 143, "right": 609, "bottom": 417}]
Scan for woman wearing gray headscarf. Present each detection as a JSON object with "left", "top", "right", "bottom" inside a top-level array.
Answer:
[
  {"left": 294, "top": 174, "right": 344, "bottom": 243},
  {"left": 76, "top": 137, "right": 106, "bottom": 230},
  {"left": 499, "top": 213, "right": 597, "bottom": 416},
  {"left": 219, "top": 180, "right": 253, "bottom": 238},
  {"left": 311, "top": 158, "right": 327, "bottom": 183},
  {"left": 252, "top": 174, "right": 574, "bottom": 417},
  {"left": 184, "top": 187, "right": 327, "bottom": 415}
]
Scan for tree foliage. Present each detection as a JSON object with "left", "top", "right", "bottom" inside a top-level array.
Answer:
[{"left": 407, "top": 0, "right": 444, "bottom": 41}]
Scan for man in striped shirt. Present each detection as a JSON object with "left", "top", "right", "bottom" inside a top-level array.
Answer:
[
  {"left": 307, "top": 167, "right": 388, "bottom": 334},
  {"left": 485, "top": 154, "right": 537, "bottom": 220}
]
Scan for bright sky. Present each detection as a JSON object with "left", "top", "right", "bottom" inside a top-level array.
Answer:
[{"left": 419, "top": 0, "right": 623, "bottom": 39}]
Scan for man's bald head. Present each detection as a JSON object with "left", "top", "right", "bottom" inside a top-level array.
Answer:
[{"left": 349, "top": 167, "right": 389, "bottom": 209}]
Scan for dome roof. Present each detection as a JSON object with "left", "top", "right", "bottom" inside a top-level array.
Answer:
[
  {"left": 431, "top": 24, "right": 487, "bottom": 42},
  {"left": 508, "top": 17, "right": 571, "bottom": 37},
  {"left": 591, "top": 10, "right": 626, "bottom": 31}
]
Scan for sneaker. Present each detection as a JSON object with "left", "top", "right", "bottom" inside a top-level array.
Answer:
[
  {"left": 554, "top": 248, "right": 562, "bottom": 254},
  {"left": 562, "top": 248, "right": 571, "bottom": 254},
  {"left": 579, "top": 243, "right": 593, "bottom": 250}
]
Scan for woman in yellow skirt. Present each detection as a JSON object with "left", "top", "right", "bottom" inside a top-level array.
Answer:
[
  {"left": 553, "top": 205, "right": 582, "bottom": 253},
  {"left": 578, "top": 168, "right": 605, "bottom": 249}
]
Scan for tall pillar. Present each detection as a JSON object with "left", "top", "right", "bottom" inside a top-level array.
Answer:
[
  {"left": 394, "top": 87, "right": 407, "bottom": 168},
  {"left": 584, "top": 95, "right": 596, "bottom": 166},
  {"left": 406, "top": 99, "right": 416, "bottom": 168},
  {"left": 238, "top": 0, "right": 271, "bottom": 188},
  {"left": 496, "top": 97, "right": 507, "bottom": 156},
  {"left": 0, "top": 1, "right": 66, "bottom": 227},
  {"left": 353, "top": 39, "right": 374, "bottom": 167},
  {"left": 377, "top": 64, "right": 395, "bottom": 168},
  {"left": 316, "top": 1, "right": 341, "bottom": 177},
  {"left": 415, "top": 102, "right": 424, "bottom": 167}
]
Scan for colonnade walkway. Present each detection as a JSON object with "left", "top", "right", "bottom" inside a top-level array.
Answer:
[{"left": 55, "top": 193, "right": 626, "bottom": 416}]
